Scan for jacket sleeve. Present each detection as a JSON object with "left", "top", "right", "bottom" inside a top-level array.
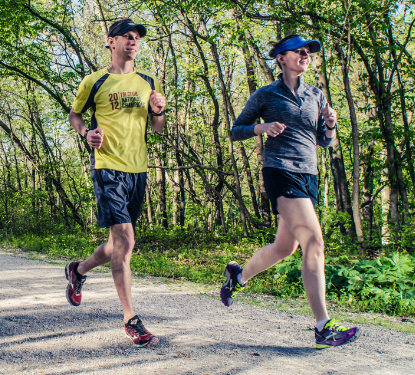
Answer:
[
  {"left": 231, "top": 89, "right": 263, "bottom": 142},
  {"left": 317, "top": 92, "right": 336, "bottom": 149}
]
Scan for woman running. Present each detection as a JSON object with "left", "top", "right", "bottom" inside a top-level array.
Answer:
[{"left": 220, "top": 35, "right": 361, "bottom": 349}]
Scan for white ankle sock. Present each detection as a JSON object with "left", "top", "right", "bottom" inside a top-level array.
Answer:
[
  {"left": 237, "top": 272, "right": 246, "bottom": 286},
  {"left": 316, "top": 317, "right": 330, "bottom": 332}
]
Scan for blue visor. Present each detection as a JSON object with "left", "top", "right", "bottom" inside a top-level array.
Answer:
[{"left": 274, "top": 36, "right": 321, "bottom": 57}]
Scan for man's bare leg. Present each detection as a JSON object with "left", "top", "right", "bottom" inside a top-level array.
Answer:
[
  {"left": 77, "top": 224, "right": 136, "bottom": 322},
  {"left": 108, "top": 223, "right": 136, "bottom": 323},
  {"left": 77, "top": 233, "right": 114, "bottom": 276}
]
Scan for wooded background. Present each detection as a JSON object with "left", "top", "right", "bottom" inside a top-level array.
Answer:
[{"left": 0, "top": 0, "right": 414, "bottom": 256}]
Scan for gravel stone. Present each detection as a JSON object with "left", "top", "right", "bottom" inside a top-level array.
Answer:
[{"left": 0, "top": 250, "right": 414, "bottom": 375}]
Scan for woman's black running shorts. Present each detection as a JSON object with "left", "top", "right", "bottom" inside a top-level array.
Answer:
[{"left": 263, "top": 167, "right": 318, "bottom": 215}]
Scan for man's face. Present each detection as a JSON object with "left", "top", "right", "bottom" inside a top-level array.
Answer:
[{"left": 107, "top": 28, "right": 140, "bottom": 60}]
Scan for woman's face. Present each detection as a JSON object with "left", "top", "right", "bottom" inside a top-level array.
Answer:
[{"left": 277, "top": 46, "right": 311, "bottom": 75}]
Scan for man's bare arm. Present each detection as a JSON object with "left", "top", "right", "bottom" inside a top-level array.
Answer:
[
  {"left": 69, "top": 108, "right": 88, "bottom": 137},
  {"left": 150, "top": 114, "right": 166, "bottom": 133},
  {"left": 68, "top": 109, "right": 104, "bottom": 149},
  {"left": 149, "top": 90, "right": 166, "bottom": 133}
]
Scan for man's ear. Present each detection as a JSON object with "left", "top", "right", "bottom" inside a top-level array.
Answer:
[{"left": 107, "top": 37, "right": 115, "bottom": 49}]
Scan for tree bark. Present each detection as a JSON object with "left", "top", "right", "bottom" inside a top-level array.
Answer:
[
  {"left": 362, "top": 141, "right": 376, "bottom": 255},
  {"left": 397, "top": 70, "right": 415, "bottom": 189},
  {"left": 183, "top": 14, "right": 226, "bottom": 232},
  {"left": 311, "top": 47, "right": 356, "bottom": 238},
  {"left": 321, "top": 150, "right": 329, "bottom": 207},
  {"left": 0, "top": 119, "right": 84, "bottom": 227},
  {"left": 93, "top": 0, "right": 108, "bottom": 39},
  {"left": 334, "top": 42, "right": 363, "bottom": 242},
  {"left": 235, "top": 12, "right": 271, "bottom": 227},
  {"left": 154, "top": 151, "right": 168, "bottom": 229}
]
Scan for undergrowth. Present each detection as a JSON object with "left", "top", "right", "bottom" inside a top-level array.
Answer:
[{"left": 1, "top": 224, "right": 414, "bottom": 317}]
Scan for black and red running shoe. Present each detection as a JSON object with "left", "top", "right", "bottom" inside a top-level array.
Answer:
[
  {"left": 65, "top": 261, "right": 87, "bottom": 306},
  {"left": 125, "top": 315, "right": 159, "bottom": 347}
]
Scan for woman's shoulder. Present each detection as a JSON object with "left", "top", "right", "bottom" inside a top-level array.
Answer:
[
  {"left": 303, "top": 82, "right": 325, "bottom": 98},
  {"left": 256, "top": 81, "right": 282, "bottom": 95}
]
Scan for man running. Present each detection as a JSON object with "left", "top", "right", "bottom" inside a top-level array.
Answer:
[{"left": 66, "top": 18, "right": 166, "bottom": 347}]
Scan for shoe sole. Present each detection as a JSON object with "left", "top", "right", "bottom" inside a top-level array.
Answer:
[
  {"left": 66, "top": 284, "right": 81, "bottom": 307},
  {"left": 220, "top": 268, "right": 233, "bottom": 307},
  {"left": 126, "top": 333, "right": 159, "bottom": 347},
  {"left": 65, "top": 263, "right": 70, "bottom": 281},
  {"left": 316, "top": 327, "right": 362, "bottom": 349},
  {"left": 65, "top": 263, "right": 80, "bottom": 307}
]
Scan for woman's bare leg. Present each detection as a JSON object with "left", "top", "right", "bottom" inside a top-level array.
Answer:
[
  {"left": 277, "top": 197, "right": 328, "bottom": 322},
  {"left": 241, "top": 218, "right": 298, "bottom": 282}
]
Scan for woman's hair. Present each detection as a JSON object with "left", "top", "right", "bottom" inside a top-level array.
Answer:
[{"left": 268, "top": 34, "right": 301, "bottom": 69}]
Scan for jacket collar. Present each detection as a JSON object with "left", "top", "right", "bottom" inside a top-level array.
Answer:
[{"left": 276, "top": 73, "right": 305, "bottom": 93}]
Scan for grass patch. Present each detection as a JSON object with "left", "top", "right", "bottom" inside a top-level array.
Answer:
[{"left": 1, "top": 225, "right": 415, "bottom": 320}]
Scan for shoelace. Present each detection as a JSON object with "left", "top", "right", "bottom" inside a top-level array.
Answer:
[
  {"left": 231, "top": 283, "right": 244, "bottom": 296},
  {"left": 325, "top": 320, "right": 347, "bottom": 332},
  {"left": 128, "top": 318, "right": 147, "bottom": 335},
  {"left": 75, "top": 277, "right": 86, "bottom": 294}
]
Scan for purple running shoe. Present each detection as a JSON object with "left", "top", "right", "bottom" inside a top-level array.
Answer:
[
  {"left": 220, "top": 261, "right": 245, "bottom": 307},
  {"left": 315, "top": 319, "right": 361, "bottom": 349}
]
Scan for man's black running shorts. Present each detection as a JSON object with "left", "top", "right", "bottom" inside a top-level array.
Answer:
[{"left": 91, "top": 169, "right": 146, "bottom": 229}]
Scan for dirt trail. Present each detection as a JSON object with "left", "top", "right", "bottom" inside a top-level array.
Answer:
[{"left": 0, "top": 250, "right": 414, "bottom": 375}]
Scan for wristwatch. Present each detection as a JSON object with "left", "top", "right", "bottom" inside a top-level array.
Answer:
[
  {"left": 326, "top": 123, "right": 337, "bottom": 130},
  {"left": 83, "top": 128, "right": 90, "bottom": 139},
  {"left": 152, "top": 110, "right": 164, "bottom": 117}
]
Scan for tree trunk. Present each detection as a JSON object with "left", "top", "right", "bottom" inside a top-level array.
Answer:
[
  {"left": 167, "top": 26, "right": 186, "bottom": 227},
  {"left": 172, "top": 170, "right": 180, "bottom": 226},
  {"left": 381, "top": 149, "right": 390, "bottom": 245},
  {"left": 146, "top": 181, "right": 154, "bottom": 228},
  {"left": 244, "top": 29, "right": 274, "bottom": 84},
  {"left": 321, "top": 150, "right": 329, "bottom": 207},
  {"left": 154, "top": 152, "right": 167, "bottom": 229},
  {"left": 184, "top": 15, "right": 226, "bottom": 232},
  {"left": 198, "top": 18, "right": 248, "bottom": 235},
  {"left": 311, "top": 47, "right": 356, "bottom": 238},
  {"left": 358, "top": 14, "right": 408, "bottom": 229},
  {"left": 362, "top": 141, "right": 376, "bottom": 256},
  {"left": 93, "top": 0, "right": 108, "bottom": 39},
  {"left": 238, "top": 145, "right": 260, "bottom": 218},
  {"left": 334, "top": 43, "right": 363, "bottom": 242},
  {"left": 0, "top": 141, "right": 10, "bottom": 225},
  {"left": 397, "top": 72, "right": 415, "bottom": 188},
  {"left": 235, "top": 13, "right": 271, "bottom": 227}
]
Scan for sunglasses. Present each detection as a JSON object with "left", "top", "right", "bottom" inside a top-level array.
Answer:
[{"left": 291, "top": 49, "right": 312, "bottom": 57}]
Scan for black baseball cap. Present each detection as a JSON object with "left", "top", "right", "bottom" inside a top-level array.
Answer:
[{"left": 105, "top": 19, "right": 146, "bottom": 48}]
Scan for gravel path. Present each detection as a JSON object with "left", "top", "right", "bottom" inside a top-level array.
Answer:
[{"left": 1, "top": 250, "right": 414, "bottom": 375}]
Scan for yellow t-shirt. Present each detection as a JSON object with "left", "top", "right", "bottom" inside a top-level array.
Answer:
[{"left": 72, "top": 68, "right": 166, "bottom": 173}]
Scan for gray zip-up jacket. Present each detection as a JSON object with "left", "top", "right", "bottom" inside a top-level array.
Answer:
[{"left": 231, "top": 73, "right": 335, "bottom": 175}]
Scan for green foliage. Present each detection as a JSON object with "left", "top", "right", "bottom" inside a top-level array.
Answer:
[
  {"left": 0, "top": 0, "right": 415, "bottom": 319},
  {"left": 2, "top": 225, "right": 414, "bottom": 317},
  {"left": 273, "top": 252, "right": 415, "bottom": 316}
]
